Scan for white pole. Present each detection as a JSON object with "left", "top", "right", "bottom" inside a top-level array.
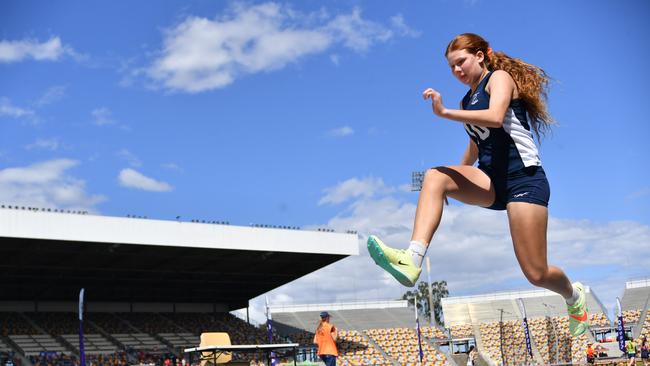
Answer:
[{"left": 426, "top": 257, "right": 437, "bottom": 327}]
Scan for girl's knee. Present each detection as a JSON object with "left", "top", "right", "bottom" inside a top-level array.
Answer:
[
  {"left": 524, "top": 268, "right": 548, "bottom": 287},
  {"left": 423, "top": 167, "right": 451, "bottom": 190}
]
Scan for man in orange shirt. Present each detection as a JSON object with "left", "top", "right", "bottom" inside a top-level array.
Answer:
[
  {"left": 586, "top": 342, "right": 595, "bottom": 364},
  {"left": 313, "top": 311, "right": 338, "bottom": 366}
]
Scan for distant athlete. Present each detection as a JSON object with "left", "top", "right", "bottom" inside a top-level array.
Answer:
[{"left": 367, "top": 33, "right": 589, "bottom": 336}]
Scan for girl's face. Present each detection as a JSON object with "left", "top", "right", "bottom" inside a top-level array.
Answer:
[{"left": 446, "top": 49, "right": 485, "bottom": 86}]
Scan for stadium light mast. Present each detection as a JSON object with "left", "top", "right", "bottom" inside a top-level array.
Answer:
[
  {"left": 542, "top": 302, "right": 559, "bottom": 365},
  {"left": 425, "top": 257, "right": 437, "bottom": 327},
  {"left": 411, "top": 171, "right": 425, "bottom": 192},
  {"left": 497, "top": 308, "right": 513, "bottom": 366}
]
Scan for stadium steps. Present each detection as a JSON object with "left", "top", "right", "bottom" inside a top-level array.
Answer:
[
  {"left": 469, "top": 323, "right": 496, "bottom": 366},
  {"left": 1, "top": 335, "right": 36, "bottom": 366},
  {"left": 423, "top": 336, "right": 458, "bottom": 366},
  {"left": 85, "top": 318, "right": 125, "bottom": 351},
  {"left": 55, "top": 334, "right": 78, "bottom": 355},
  {"left": 360, "top": 332, "right": 400, "bottom": 366},
  {"left": 1, "top": 334, "right": 24, "bottom": 356},
  {"left": 450, "top": 353, "right": 468, "bottom": 366},
  {"left": 0, "top": 337, "right": 33, "bottom": 366}
]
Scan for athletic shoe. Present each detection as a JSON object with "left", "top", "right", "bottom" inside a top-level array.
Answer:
[
  {"left": 567, "top": 282, "right": 589, "bottom": 336},
  {"left": 367, "top": 235, "right": 421, "bottom": 287}
]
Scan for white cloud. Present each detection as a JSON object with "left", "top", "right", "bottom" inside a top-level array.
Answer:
[
  {"left": 116, "top": 149, "right": 142, "bottom": 167},
  {"left": 161, "top": 162, "right": 183, "bottom": 172},
  {"left": 36, "top": 85, "right": 66, "bottom": 106},
  {"left": 118, "top": 168, "right": 173, "bottom": 192},
  {"left": 389, "top": 14, "right": 421, "bottom": 38},
  {"left": 0, "top": 159, "right": 105, "bottom": 211},
  {"left": 329, "top": 54, "right": 340, "bottom": 66},
  {"left": 318, "top": 177, "right": 394, "bottom": 205},
  {"left": 0, "top": 97, "right": 35, "bottom": 119},
  {"left": 25, "top": 138, "right": 60, "bottom": 151},
  {"left": 328, "top": 126, "right": 354, "bottom": 137},
  {"left": 324, "top": 7, "right": 393, "bottom": 52},
  {"left": 626, "top": 186, "right": 650, "bottom": 200},
  {"left": 146, "top": 3, "right": 417, "bottom": 93},
  {"left": 91, "top": 107, "right": 115, "bottom": 126},
  {"left": 0, "top": 37, "right": 71, "bottom": 63},
  {"left": 245, "top": 176, "right": 650, "bottom": 324}
]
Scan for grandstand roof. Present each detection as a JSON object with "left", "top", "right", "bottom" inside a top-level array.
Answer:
[
  {"left": 442, "top": 286, "right": 608, "bottom": 326},
  {"left": 0, "top": 208, "right": 358, "bottom": 309},
  {"left": 621, "top": 279, "right": 650, "bottom": 311},
  {"left": 270, "top": 301, "right": 417, "bottom": 333}
]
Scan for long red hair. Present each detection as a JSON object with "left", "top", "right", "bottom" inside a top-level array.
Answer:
[{"left": 445, "top": 33, "right": 553, "bottom": 139}]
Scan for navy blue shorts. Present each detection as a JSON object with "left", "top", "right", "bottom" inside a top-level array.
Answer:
[
  {"left": 320, "top": 355, "right": 336, "bottom": 366},
  {"left": 479, "top": 165, "right": 550, "bottom": 211}
]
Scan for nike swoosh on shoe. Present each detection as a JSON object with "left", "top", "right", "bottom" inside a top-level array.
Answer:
[{"left": 570, "top": 311, "right": 588, "bottom": 322}]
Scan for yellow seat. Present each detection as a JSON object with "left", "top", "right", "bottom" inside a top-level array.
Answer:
[{"left": 199, "top": 332, "right": 232, "bottom": 365}]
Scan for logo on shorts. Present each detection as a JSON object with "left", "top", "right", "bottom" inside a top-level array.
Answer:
[{"left": 513, "top": 192, "right": 529, "bottom": 198}]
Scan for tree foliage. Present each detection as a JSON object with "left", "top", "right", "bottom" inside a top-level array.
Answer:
[{"left": 402, "top": 280, "right": 449, "bottom": 326}]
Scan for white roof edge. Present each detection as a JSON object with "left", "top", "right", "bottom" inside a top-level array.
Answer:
[
  {"left": 626, "top": 278, "right": 650, "bottom": 289},
  {"left": 0, "top": 209, "right": 358, "bottom": 256},
  {"left": 442, "top": 286, "right": 592, "bottom": 305},
  {"left": 269, "top": 300, "right": 408, "bottom": 313}
]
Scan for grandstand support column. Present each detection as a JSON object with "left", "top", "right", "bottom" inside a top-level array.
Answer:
[{"left": 498, "top": 308, "right": 505, "bottom": 366}]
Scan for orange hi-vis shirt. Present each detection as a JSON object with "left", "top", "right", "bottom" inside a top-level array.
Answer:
[
  {"left": 315, "top": 322, "right": 338, "bottom": 356},
  {"left": 586, "top": 347, "right": 594, "bottom": 358}
]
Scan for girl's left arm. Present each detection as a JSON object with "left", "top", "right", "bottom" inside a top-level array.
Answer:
[{"left": 423, "top": 70, "right": 516, "bottom": 128}]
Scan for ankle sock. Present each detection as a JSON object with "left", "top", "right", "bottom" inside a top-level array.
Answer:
[
  {"left": 408, "top": 240, "right": 427, "bottom": 267},
  {"left": 565, "top": 285, "right": 579, "bottom": 305}
]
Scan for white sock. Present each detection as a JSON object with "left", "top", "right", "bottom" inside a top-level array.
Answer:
[
  {"left": 565, "top": 285, "right": 579, "bottom": 305},
  {"left": 408, "top": 240, "right": 427, "bottom": 267}
]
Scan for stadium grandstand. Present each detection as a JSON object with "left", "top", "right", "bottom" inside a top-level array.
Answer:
[
  {"left": 270, "top": 300, "right": 449, "bottom": 366},
  {"left": 0, "top": 206, "right": 357, "bottom": 366},
  {"left": 2, "top": 206, "right": 650, "bottom": 366},
  {"left": 442, "top": 287, "right": 610, "bottom": 366},
  {"left": 619, "top": 279, "right": 650, "bottom": 350}
]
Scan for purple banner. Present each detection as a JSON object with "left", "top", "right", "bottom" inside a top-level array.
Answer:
[
  {"left": 78, "top": 288, "right": 85, "bottom": 366},
  {"left": 617, "top": 315, "right": 626, "bottom": 352},
  {"left": 522, "top": 317, "right": 533, "bottom": 357}
]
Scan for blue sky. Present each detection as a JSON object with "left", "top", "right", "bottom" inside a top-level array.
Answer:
[{"left": 2, "top": 0, "right": 649, "bottom": 322}]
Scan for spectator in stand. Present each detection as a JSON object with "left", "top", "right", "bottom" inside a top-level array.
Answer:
[
  {"left": 313, "top": 312, "right": 338, "bottom": 366},
  {"left": 586, "top": 342, "right": 595, "bottom": 364},
  {"left": 467, "top": 345, "right": 478, "bottom": 366}
]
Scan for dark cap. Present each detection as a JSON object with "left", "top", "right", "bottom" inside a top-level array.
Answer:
[{"left": 320, "top": 311, "right": 330, "bottom": 318}]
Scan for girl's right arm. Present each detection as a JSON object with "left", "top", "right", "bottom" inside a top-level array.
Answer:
[{"left": 460, "top": 139, "right": 478, "bottom": 165}]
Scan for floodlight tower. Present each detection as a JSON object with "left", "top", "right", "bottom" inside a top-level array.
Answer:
[{"left": 412, "top": 171, "right": 425, "bottom": 191}]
